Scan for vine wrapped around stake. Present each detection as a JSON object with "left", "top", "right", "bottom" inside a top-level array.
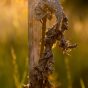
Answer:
[{"left": 27, "top": 0, "right": 77, "bottom": 88}]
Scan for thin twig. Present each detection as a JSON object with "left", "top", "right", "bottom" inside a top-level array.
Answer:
[{"left": 40, "top": 17, "right": 47, "bottom": 58}]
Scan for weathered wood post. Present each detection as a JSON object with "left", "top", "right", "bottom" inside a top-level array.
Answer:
[{"left": 28, "top": 0, "right": 42, "bottom": 84}]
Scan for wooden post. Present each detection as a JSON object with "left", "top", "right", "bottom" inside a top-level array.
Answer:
[{"left": 28, "top": 0, "right": 42, "bottom": 86}]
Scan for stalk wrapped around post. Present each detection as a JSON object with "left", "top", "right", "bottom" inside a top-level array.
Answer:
[{"left": 27, "top": 0, "right": 77, "bottom": 88}]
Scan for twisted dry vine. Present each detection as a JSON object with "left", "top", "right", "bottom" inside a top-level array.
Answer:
[{"left": 26, "top": 0, "right": 77, "bottom": 88}]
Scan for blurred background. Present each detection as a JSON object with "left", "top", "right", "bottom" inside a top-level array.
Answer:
[
  {"left": 0, "top": 0, "right": 88, "bottom": 88},
  {"left": 0, "top": 0, "right": 28, "bottom": 88}
]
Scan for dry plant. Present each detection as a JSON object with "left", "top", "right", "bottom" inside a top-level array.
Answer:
[{"left": 28, "top": 0, "right": 77, "bottom": 88}]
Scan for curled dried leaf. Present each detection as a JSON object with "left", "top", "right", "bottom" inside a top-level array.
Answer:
[{"left": 59, "top": 39, "right": 77, "bottom": 55}]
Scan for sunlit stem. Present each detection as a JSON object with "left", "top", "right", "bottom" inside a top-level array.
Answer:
[{"left": 40, "top": 17, "right": 47, "bottom": 58}]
